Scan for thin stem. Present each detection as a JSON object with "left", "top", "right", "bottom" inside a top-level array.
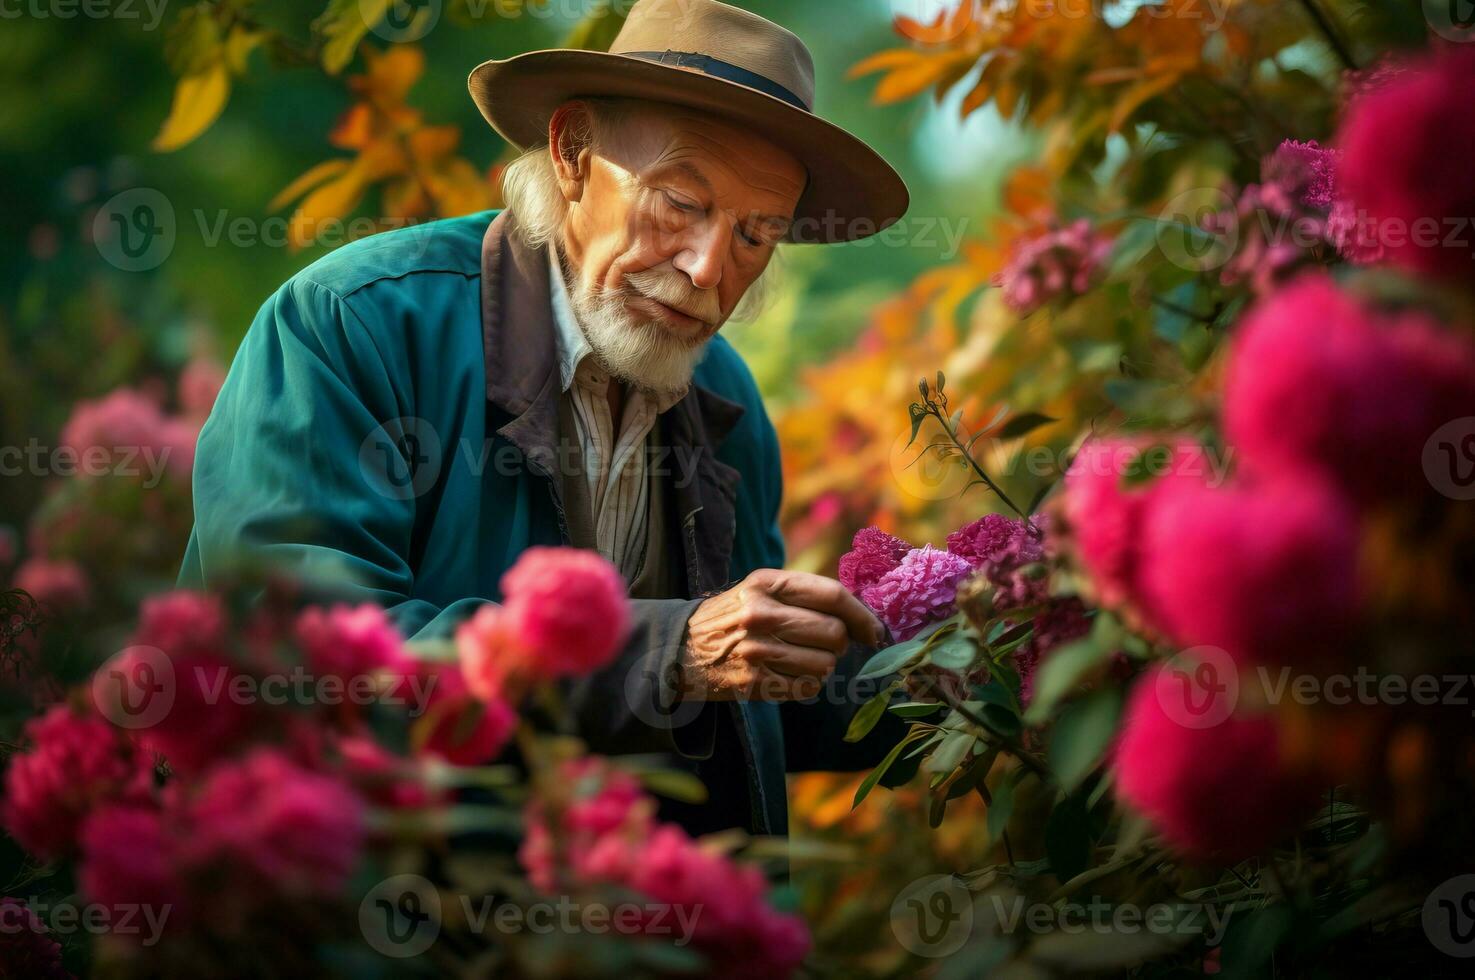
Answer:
[
  {"left": 1295, "top": 0, "right": 1357, "bottom": 71},
  {"left": 925, "top": 404, "right": 1030, "bottom": 519},
  {"left": 933, "top": 682, "right": 1050, "bottom": 779}
]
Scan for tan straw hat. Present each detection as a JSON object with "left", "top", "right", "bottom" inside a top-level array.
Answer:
[{"left": 467, "top": 0, "right": 910, "bottom": 244}]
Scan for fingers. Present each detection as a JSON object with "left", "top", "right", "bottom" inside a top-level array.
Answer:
[
  {"left": 757, "top": 636, "right": 838, "bottom": 680},
  {"left": 759, "top": 570, "right": 884, "bottom": 645},
  {"left": 769, "top": 605, "right": 850, "bottom": 654}
]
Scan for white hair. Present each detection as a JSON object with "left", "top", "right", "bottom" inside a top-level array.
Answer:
[{"left": 498, "top": 97, "right": 783, "bottom": 325}]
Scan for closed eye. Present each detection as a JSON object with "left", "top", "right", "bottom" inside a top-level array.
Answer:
[{"left": 663, "top": 191, "right": 699, "bottom": 213}]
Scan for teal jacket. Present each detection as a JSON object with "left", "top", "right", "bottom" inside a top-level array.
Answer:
[{"left": 180, "top": 209, "right": 895, "bottom": 836}]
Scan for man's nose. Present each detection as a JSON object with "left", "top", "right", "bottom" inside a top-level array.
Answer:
[{"left": 672, "top": 218, "right": 729, "bottom": 291}]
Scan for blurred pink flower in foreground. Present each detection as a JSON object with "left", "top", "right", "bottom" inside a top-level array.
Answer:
[
  {"left": 1337, "top": 46, "right": 1475, "bottom": 283},
  {"left": 13, "top": 558, "right": 90, "bottom": 610},
  {"left": 2, "top": 705, "right": 152, "bottom": 859},
  {"left": 520, "top": 758, "right": 809, "bottom": 977},
  {"left": 1114, "top": 665, "right": 1317, "bottom": 862},
  {"left": 1224, "top": 274, "right": 1475, "bottom": 507}
]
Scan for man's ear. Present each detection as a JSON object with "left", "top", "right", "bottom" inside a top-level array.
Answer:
[{"left": 548, "top": 102, "right": 592, "bottom": 205}]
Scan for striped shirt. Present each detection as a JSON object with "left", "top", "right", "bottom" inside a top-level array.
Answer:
[{"left": 547, "top": 244, "right": 686, "bottom": 579}]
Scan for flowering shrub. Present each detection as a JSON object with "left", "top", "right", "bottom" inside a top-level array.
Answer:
[
  {"left": 816, "top": 8, "right": 1475, "bottom": 975},
  {"left": 0, "top": 550, "right": 805, "bottom": 976}
]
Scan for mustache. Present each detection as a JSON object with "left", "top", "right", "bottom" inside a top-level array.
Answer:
[{"left": 622, "top": 268, "right": 722, "bottom": 324}]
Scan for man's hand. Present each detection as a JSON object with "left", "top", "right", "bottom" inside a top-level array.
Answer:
[{"left": 678, "top": 568, "right": 886, "bottom": 701}]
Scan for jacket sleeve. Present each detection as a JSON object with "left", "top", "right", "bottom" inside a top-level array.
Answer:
[{"left": 753, "top": 404, "right": 909, "bottom": 773}]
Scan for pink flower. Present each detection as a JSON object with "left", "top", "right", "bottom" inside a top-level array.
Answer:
[
  {"left": 1, "top": 705, "right": 151, "bottom": 860},
  {"left": 334, "top": 734, "right": 432, "bottom": 810},
  {"left": 1263, "top": 139, "right": 1339, "bottom": 212},
  {"left": 77, "top": 806, "right": 185, "bottom": 936},
  {"left": 520, "top": 759, "right": 809, "bottom": 977},
  {"left": 456, "top": 603, "right": 522, "bottom": 702},
  {"left": 838, "top": 526, "right": 912, "bottom": 593},
  {"left": 1223, "top": 275, "right": 1475, "bottom": 506},
  {"left": 294, "top": 603, "right": 411, "bottom": 682},
  {"left": 497, "top": 547, "right": 631, "bottom": 679},
  {"left": 0, "top": 897, "right": 71, "bottom": 979},
  {"left": 121, "top": 648, "right": 256, "bottom": 775},
  {"left": 60, "top": 389, "right": 167, "bottom": 460},
  {"left": 415, "top": 662, "right": 516, "bottom": 766},
  {"left": 133, "top": 590, "right": 226, "bottom": 656},
  {"left": 1113, "top": 666, "right": 1316, "bottom": 862},
  {"left": 1337, "top": 46, "right": 1475, "bottom": 282},
  {"left": 1141, "top": 476, "right": 1362, "bottom": 669},
  {"left": 860, "top": 545, "right": 975, "bottom": 642},
  {"left": 184, "top": 749, "right": 364, "bottom": 897},
  {"left": 993, "top": 219, "right": 1113, "bottom": 315},
  {"left": 13, "top": 558, "right": 89, "bottom": 611},
  {"left": 1061, "top": 438, "right": 1202, "bottom": 613}
]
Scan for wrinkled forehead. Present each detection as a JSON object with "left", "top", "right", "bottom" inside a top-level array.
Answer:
[{"left": 595, "top": 101, "right": 807, "bottom": 208}]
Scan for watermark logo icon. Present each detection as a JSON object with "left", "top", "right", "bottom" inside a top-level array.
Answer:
[
  {"left": 1155, "top": 646, "right": 1238, "bottom": 729},
  {"left": 890, "top": 874, "right": 972, "bottom": 958},
  {"left": 364, "top": 0, "right": 442, "bottom": 43},
  {"left": 1425, "top": 0, "right": 1475, "bottom": 43},
  {"left": 91, "top": 645, "right": 175, "bottom": 730},
  {"left": 360, "top": 873, "right": 442, "bottom": 958},
  {"left": 359, "top": 416, "right": 443, "bottom": 500},
  {"left": 1423, "top": 417, "right": 1475, "bottom": 501},
  {"left": 93, "top": 188, "right": 175, "bottom": 272},
  {"left": 1424, "top": 874, "right": 1475, "bottom": 957},
  {"left": 1156, "top": 187, "right": 1237, "bottom": 272}
]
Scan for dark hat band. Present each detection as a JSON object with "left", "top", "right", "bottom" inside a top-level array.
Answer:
[{"left": 622, "top": 49, "right": 809, "bottom": 112}]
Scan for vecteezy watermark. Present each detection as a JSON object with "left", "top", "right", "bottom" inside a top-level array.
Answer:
[
  {"left": 0, "top": 897, "right": 172, "bottom": 948},
  {"left": 889, "top": 416, "right": 1236, "bottom": 503},
  {"left": 0, "top": 0, "right": 169, "bottom": 30},
  {"left": 1425, "top": 0, "right": 1475, "bottom": 44},
  {"left": 977, "top": 894, "right": 1233, "bottom": 945},
  {"left": 1155, "top": 187, "right": 1240, "bottom": 273},
  {"left": 1154, "top": 646, "right": 1239, "bottom": 730},
  {"left": 0, "top": 438, "right": 179, "bottom": 488},
  {"left": 358, "top": 874, "right": 704, "bottom": 959},
  {"left": 357, "top": 416, "right": 708, "bottom": 501},
  {"left": 890, "top": 876, "right": 1235, "bottom": 958},
  {"left": 93, "top": 189, "right": 440, "bottom": 272},
  {"left": 1424, "top": 874, "right": 1475, "bottom": 957},
  {"left": 91, "top": 644, "right": 440, "bottom": 729},
  {"left": 1424, "top": 417, "right": 1475, "bottom": 501},
  {"left": 890, "top": 874, "right": 973, "bottom": 958}
]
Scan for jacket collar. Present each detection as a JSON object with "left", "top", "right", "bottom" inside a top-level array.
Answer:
[{"left": 478, "top": 209, "right": 746, "bottom": 595}]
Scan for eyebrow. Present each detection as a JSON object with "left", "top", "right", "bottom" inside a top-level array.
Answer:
[{"left": 656, "top": 160, "right": 793, "bottom": 230}]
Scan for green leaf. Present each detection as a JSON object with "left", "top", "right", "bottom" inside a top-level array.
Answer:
[
  {"left": 890, "top": 701, "right": 945, "bottom": 719},
  {"left": 845, "top": 681, "right": 899, "bottom": 742},
  {"left": 924, "top": 729, "right": 976, "bottom": 774},
  {"left": 1023, "top": 613, "right": 1120, "bottom": 723},
  {"left": 560, "top": 0, "right": 631, "bottom": 51},
  {"left": 906, "top": 402, "right": 928, "bottom": 449},
  {"left": 927, "top": 630, "right": 979, "bottom": 673},
  {"left": 638, "top": 768, "right": 710, "bottom": 804},
  {"left": 981, "top": 703, "right": 1021, "bottom": 739},
  {"left": 853, "top": 729, "right": 929, "bottom": 808},
  {"left": 1049, "top": 688, "right": 1123, "bottom": 791},
  {"left": 998, "top": 412, "right": 1058, "bottom": 440},
  {"left": 857, "top": 633, "right": 928, "bottom": 681},
  {"left": 986, "top": 774, "right": 1017, "bottom": 842}
]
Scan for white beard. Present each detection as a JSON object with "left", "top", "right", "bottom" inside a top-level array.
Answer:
[{"left": 558, "top": 250, "right": 719, "bottom": 400}]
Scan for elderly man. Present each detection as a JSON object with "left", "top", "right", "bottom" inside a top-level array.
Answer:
[{"left": 180, "top": 0, "right": 910, "bottom": 837}]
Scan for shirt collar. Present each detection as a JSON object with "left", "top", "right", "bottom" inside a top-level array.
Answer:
[{"left": 546, "top": 243, "right": 687, "bottom": 413}]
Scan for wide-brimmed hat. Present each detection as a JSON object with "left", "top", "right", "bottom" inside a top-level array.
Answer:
[{"left": 468, "top": 0, "right": 909, "bottom": 244}]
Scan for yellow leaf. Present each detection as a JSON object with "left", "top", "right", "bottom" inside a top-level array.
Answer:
[
  {"left": 288, "top": 171, "right": 367, "bottom": 250},
  {"left": 267, "top": 158, "right": 354, "bottom": 213},
  {"left": 224, "top": 26, "right": 268, "bottom": 75},
  {"left": 317, "top": 0, "right": 391, "bottom": 75},
  {"left": 152, "top": 63, "right": 231, "bottom": 152},
  {"left": 874, "top": 50, "right": 974, "bottom": 105},
  {"left": 847, "top": 48, "right": 931, "bottom": 79}
]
